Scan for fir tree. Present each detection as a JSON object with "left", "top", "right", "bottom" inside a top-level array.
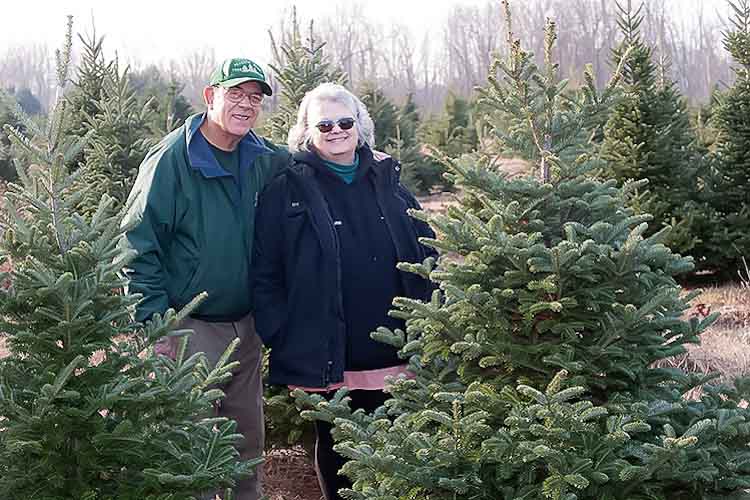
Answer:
[
  {"left": 266, "top": 7, "right": 347, "bottom": 144},
  {"left": 704, "top": 0, "right": 750, "bottom": 277},
  {"left": 293, "top": 4, "right": 750, "bottom": 499},
  {"left": 0, "top": 18, "right": 256, "bottom": 499},
  {"left": 11, "top": 88, "right": 43, "bottom": 116},
  {"left": 64, "top": 27, "right": 112, "bottom": 166},
  {"left": 601, "top": 1, "right": 702, "bottom": 260},
  {"left": 130, "top": 65, "right": 195, "bottom": 137},
  {"left": 421, "top": 93, "right": 479, "bottom": 160},
  {"left": 418, "top": 92, "right": 480, "bottom": 194},
  {"left": 0, "top": 93, "right": 24, "bottom": 182},
  {"left": 78, "top": 60, "right": 159, "bottom": 209},
  {"left": 359, "top": 83, "right": 399, "bottom": 151},
  {"left": 387, "top": 94, "right": 440, "bottom": 195}
]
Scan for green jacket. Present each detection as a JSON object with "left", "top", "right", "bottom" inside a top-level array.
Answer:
[{"left": 121, "top": 113, "right": 289, "bottom": 322}]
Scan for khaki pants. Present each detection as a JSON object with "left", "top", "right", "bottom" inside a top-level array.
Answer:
[{"left": 179, "top": 314, "right": 265, "bottom": 500}]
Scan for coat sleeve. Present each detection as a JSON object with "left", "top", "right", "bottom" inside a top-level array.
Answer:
[
  {"left": 397, "top": 182, "right": 439, "bottom": 262},
  {"left": 120, "top": 150, "right": 178, "bottom": 323},
  {"left": 252, "top": 178, "right": 288, "bottom": 347}
]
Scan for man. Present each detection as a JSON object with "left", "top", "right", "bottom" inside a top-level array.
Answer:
[{"left": 121, "top": 57, "right": 288, "bottom": 500}]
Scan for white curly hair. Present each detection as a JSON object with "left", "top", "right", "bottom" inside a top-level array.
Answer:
[{"left": 287, "top": 83, "right": 376, "bottom": 153}]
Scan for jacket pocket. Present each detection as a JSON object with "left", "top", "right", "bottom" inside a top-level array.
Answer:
[
  {"left": 286, "top": 201, "right": 306, "bottom": 218},
  {"left": 174, "top": 257, "right": 203, "bottom": 308}
]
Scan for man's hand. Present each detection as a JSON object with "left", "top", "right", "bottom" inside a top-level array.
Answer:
[{"left": 372, "top": 150, "right": 392, "bottom": 161}]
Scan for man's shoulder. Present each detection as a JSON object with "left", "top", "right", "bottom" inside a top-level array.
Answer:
[
  {"left": 140, "top": 125, "right": 189, "bottom": 176},
  {"left": 256, "top": 136, "right": 290, "bottom": 159}
]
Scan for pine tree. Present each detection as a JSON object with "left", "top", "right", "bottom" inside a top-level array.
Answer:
[
  {"left": 293, "top": 4, "right": 750, "bottom": 499},
  {"left": 0, "top": 18, "right": 256, "bottom": 499},
  {"left": 266, "top": 7, "right": 347, "bottom": 145},
  {"left": 387, "top": 94, "right": 441, "bottom": 195},
  {"left": 77, "top": 60, "right": 159, "bottom": 209},
  {"left": 64, "top": 28, "right": 112, "bottom": 166},
  {"left": 418, "top": 92, "right": 480, "bottom": 194},
  {"left": 0, "top": 94, "right": 24, "bottom": 182},
  {"left": 421, "top": 93, "right": 478, "bottom": 159},
  {"left": 130, "top": 65, "right": 195, "bottom": 137},
  {"left": 703, "top": 0, "right": 750, "bottom": 277},
  {"left": 63, "top": 26, "right": 161, "bottom": 212},
  {"left": 359, "top": 83, "right": 399, "bottom": 151},
  {"left": 600, "top": 1, "right": 703, "bottom": 261}
]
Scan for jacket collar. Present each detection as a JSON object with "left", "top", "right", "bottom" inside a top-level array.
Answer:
[
  {"left": 184, "top": 113, "right": 272, "bottom": 178},
  {"left": 292, "top": 146, "right": 376, "bottom": 180}
]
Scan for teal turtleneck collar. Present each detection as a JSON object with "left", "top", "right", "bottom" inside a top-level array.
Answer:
[{"left": 322, "top": 153, "right": 360, "bottom": 184}]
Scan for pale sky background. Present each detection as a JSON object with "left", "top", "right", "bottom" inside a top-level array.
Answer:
[
  {"left": 0, "top": 1, "right": 730, "bottom": 68},
  {"left": 0, "top": 0, "right": 490, "bottom": 67}
]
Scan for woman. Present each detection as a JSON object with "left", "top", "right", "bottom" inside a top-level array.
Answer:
[{"left": 253, "top": 83, "right": 436, "bottom": 500}]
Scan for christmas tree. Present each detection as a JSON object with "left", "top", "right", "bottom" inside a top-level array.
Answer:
[
  {"left": 359, "top": 83, "right": 400, "bottom": 151},
  {"left": 600, "top": 0, "right": 703, "bottom": 262},
  {"left": 0, "top": 93, "right": 25, "bottom": 182},
  {"left": 703, "top": 0, "right": 750, "bottom": 277},
  {"left": 55, "top": 26, "right": 163, "bottom": 211},
  {"left": 129, "top": 65, "right": 195, "bottom": 137},
  {"left": 78, "top": 60, "right": 159, "bottom": 209},
  {"left": 294, "top": 4, "right": 750, "bottom": 499},
  {"left": 266, "top": 7, "right": 347, "bottom": 144},
  {"left": 64, "top": 26, "right": 112, "bottom": 168},
  {"left": 0, "top": 18, "right": 255, "bottom": 499},
  {"left": 388, "top": 94, "right": 443, "bottom": 195}
]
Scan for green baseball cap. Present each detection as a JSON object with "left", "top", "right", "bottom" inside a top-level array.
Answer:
[{"left": 209, "top": 57, "right": 273, "bottom": 96}]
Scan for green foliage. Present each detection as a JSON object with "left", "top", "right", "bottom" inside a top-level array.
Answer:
[
  {"left": 266, "top": 7, "right": 347, "bottom": 144},
  {"left": 292, "top": 4, "right": 750, "bottom": 499},
  {"left": 10, "top": 87, "right": 43, "bottom": 116},
  {"left": 600, "top": 1, "right": 705, "bottom": 264},
  {"left": 66, "top": 32, "right": 179, "bottom": 211},
  {"left": 390, "top": 94, "right": 446, "bottom": 195},
  {"left": 65, "top": 28, "right": 112, "bottom": 163},
  {"left": 130, "top": 65, "right": 195, "bottom": 136},
  {"left": 702, "top": 0, "right": 750, "bottom": 277},
  {"left": 0, "top": 94, "right": 24, "bottom": 182},
  {"left": 0, "top": 19, "right": 255, "bottom": 499},
  {"left": 420, "top": 93, "right": 481, "bottom": 161},
  {"left": 358, "top": 87, "right": 437, "bottom": 194},
  {"left": 77, "top": 60, "right": 159, "bottom": 209},
  {"left": 417, "top": 92, "right": 480, "bottom": 192},
  {"left": 360, "top": 83, "right": 400, "bottom": 151}
]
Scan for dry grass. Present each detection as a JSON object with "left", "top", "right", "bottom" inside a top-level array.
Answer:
[{"left": 663, "top": 284, "right": 750, "bottom": 389}]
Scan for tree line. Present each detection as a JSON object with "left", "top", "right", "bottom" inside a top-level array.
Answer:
[{"left": 0, "top": 0, "right": 735, "bottom": 114}]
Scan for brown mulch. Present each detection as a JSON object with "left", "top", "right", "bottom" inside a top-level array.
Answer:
[{"left": 263, "top": 447, "right": 321, "bottom": 500}]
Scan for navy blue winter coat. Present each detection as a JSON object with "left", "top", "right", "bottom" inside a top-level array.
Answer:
[{"left": 252, "top": 146, "right": 437, "bottom": 388}]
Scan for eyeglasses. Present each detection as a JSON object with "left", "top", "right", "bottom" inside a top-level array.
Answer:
[
  {"left": 314, "top": 117, "right": 356, "bottom": 133},
  {"left": 220, "top": 86, "right": 264, "bottom": 106}
]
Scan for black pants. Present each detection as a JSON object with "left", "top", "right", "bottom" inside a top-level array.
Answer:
[{"left": 314, "top": 389, "right": 389, "bottom": 500}]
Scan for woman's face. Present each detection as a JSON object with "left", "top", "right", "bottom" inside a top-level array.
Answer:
[{"left": 308, "top": 99, "right": 359, "bottom": 163}]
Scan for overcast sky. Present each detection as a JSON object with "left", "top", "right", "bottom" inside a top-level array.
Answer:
[
  {"left": 1, "top": 0, "right": 490, "bottom": 66},
  {"left": 1, "top": 0, "right": 729, "bottom": 68}
]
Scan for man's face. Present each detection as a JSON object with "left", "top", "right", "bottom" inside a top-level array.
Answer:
[{"left": 206, "top": 81, "right": 264, "bottom": 139}]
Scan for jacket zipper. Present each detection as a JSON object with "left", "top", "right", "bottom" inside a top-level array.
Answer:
[
  {"left": 373, "top": 174, "right": 405, "bottom": 264},
  {"left": 289, "top": 167, "right": 346, "bottom": 385},
  {"left": 323, "top": 360, "right": 334, "bottom": 386},
  {"left": 319, "top": 186, "right": 347, "bottom": 381}
]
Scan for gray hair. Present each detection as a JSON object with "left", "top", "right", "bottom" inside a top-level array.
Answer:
[{"left": 287, "top": 83, "right": 376, "bottom": 153}]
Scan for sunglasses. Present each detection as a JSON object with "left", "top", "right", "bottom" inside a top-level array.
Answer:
[{"left": 314, "top": 117, "right": 356, "bottom": 133}]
